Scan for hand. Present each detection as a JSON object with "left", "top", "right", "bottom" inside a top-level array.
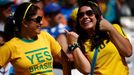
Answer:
[
  {"left": 99, "top": 16, "right": 113, "bottom": 32},
  {"left": 65, "top": 30, "right": 79, "bottom": 45}
]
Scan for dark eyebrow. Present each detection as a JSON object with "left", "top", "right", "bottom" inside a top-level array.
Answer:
[{"left": 79, "top": 10, "right": 93, "bottom": 12}]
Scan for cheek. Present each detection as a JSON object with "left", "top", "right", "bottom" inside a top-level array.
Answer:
[
  {"left": 28, "top": 22, "right": 37, "bottom": 29},
  {"left": 93, "top": 18, "right": 97, "bottom": 26},
  {"left": 93, "top": 16, "right": 97, "bottom": 23},
  {"left": 92, "top": 19, "right": 98, "bottom": 30},
  {"left": 78, "top": 19, "right": 85, "bottom": 29},
  {"left": 78, "top": 19, "right": 82, "bottom": 26}
]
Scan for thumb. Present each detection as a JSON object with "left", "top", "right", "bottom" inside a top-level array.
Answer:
[{"left": 64, "top": 30, "right": 69, "bottom": 34}]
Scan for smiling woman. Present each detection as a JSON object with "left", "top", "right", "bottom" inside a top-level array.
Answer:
[
  {"left": 0, "top": 2, "right": 90, "bottom": 75},
  {"left": 66, "top": 1, "right": 132, "bottom": 75},
  {"left": 0, "top": 2, "right": 67, "bottom": 75}
]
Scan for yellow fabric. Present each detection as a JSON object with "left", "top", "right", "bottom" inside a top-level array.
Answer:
[
  {"left": 99, "top": 3, "right": 107, "bottom": 14},
  {"left": 84, "top": 24, "right": 129, "bottom": 75},
  {"left": 0, "top": 31, "right": 61, "bottom": 75},
  {"left": 70, "top": 8, "right": 78, "bottom": 21}
]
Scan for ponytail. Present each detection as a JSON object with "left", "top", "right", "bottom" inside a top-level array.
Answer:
[{"left": 4, "top": 16, "right": 16, "bottom": 41}]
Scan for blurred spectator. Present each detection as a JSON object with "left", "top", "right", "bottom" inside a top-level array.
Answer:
[
  {"left": 43, "top": 2, "right": 70, "bottom": 41},
  {"left": 0, "top": 63, "right": 14, "bottom": 75},
  {"left": 98, "top": 0, "right": 121, "bottom": 24},
  {"left": 44, "top": 2, "right": 68, "bottom": 27},
  {"left": 30, "top": 0, "right": 44, "bottom": 9},
  {"left": 0, "top": 31, "right": 5, "bottom": 46},
  {"left": 0, "top": 0, "right": 14, "bottom": 31},
  {"left": 60, "top": 0, "right": 78, "bottom": 21},
  {"left": 0, "top": 1, "right": 16, "bottom": 73},
  {"left": 43, "top": 3, "right": 71, "bottom": 75},
  {"left": 126, "top": 0, "right": 134, "bottom": 16},
  {"left": 30, "top": 0, "right": 49, "bottom": 28},
  {"left": 42, "top": 0, "right": 53, "bottom": 6},
  {"left": 0, "top": 31, "right": 14, "bottom": 75},
  {"left": 14, "top": 0, "right": 29, "bottom": 5},
  {"left": 68, "top": 7, "right": 78, "bottom": 32}
]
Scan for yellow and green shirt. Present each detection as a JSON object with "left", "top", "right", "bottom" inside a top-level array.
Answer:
[
  {"left": 84, "top": 24, "right": 129, "bottom": 75},
  {"left": 0, "top": 31, "right": 61, "bottom": 75}
]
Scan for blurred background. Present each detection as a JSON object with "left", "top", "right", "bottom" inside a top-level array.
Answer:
[{"left": 0, "top": 0, "right": 134, "bottom": 75}]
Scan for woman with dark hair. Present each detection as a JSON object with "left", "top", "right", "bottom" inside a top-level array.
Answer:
[
  {"left": 0, "top": 2, "right": 90, "bottom": 75},
  {"left": 66, "top": 1, "right": 132, "bottom": 75}
]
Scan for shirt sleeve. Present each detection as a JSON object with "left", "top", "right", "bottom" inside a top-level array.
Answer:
[
  {"left": 42, "top": 31, "right": 61, "bottom": 56},
  {"left": 0, "top": 43, "right": 11, "bottom": 67},
  {"left": 113, "top": 24, "right": 127, "bottom": 38}
]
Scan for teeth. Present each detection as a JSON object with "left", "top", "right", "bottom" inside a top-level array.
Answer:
[{"left": 84, "top": 20, "right": 90, "bottom": 24}]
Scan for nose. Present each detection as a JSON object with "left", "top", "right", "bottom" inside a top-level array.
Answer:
[
  {"left": 83, "top": 13, "right": 89, "bottom": 19},
  {"left": 37, "top": 21, "right": 42, "bottom": 27},
  {"left": 39, "top": 20, "right": 43, "bottom": 25},
  {"left": 39, "top": 21, "right": 43, "bottom": 26}
]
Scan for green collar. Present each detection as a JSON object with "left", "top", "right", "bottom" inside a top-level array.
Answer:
[{"left": 19, "top": 37, "right": 36, "bottom": 43}]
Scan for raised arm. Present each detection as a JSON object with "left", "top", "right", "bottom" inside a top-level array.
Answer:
[
  {"left": 100, "top": 17, "right": 132, "bottom": 57},
  {"left": 65, "top": 30, "right": 91, "bottom": 74}
]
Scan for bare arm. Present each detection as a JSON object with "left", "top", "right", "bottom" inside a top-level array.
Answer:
[
  {"left": 54, "top": 50, "right": 71, "bottom": 75},
  {"left": 100, "top": 18, "right": 132, "bottom": 57},
  {"left": 65, "top": 30, "right": 91, "bottom": 74},
  {"left": 56, "top": 34, "right": 68, "bottom": 53},
  {"left": 71, "top": 47, "right": 91, "bottom": 74},
  {"left": 0, "top": 45, "right": 11, "bottom": 69},
  {"left": 56, "top": 34, "right": 74, "bottom": 61}
]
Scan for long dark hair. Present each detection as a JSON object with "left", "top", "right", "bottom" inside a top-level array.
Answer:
[
  {"left": 0, "top": 31, "right": 6, "bottom": 46},
  {"left": 76, "top": 1, "right": 110, "bottom": 52},
  {"left": 4, "top": 2, "right": 39, "bottom": 41}
]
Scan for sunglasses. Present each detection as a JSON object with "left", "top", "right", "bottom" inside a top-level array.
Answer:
[
  {"left": 78, "top": 10, "right": 94, "bottom": 18},
  {"left": 29, "top": 16, "right": 42, "bottom": 23}
]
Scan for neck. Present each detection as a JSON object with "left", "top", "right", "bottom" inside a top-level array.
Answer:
[
  {"left": 86, "top": 29, "right": 95, "bottom": 38},
  {"left": 20, "top": 30, "right": 36, "bottom": 40}
]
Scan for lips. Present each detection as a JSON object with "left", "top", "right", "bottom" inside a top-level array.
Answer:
[
  {"left": 82, "top": 19, "right": 92, "bottom": 26},
  {"left": 84, "top": 20, "right": 90, "bottom": 24},
  {"left": 37, "top": 24, "right": 41, "bottom": 28}
]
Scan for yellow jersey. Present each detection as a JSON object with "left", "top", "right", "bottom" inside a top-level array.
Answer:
[
  {"left": 84, "top": 24, "right": 129, "bottom": 75},
  {"left": 0, "top": 31, "right": 61, "bottom": 75}
]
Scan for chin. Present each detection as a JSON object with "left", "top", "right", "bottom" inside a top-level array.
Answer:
[
  {"left": 37, "top": 31, "right": 41, "bottom": 34},
  {"left": 36, "top": 29, "right": 41, "bottom": 34},
  {"left": 82, "top": 23, "right": 94, "bottom": 29},
  {"left": 83, "top": 26, "right": 93, "bottom": 30}
]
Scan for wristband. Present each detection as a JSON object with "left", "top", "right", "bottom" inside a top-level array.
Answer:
[{"left": 68, "top": 43, "right": 80, "bottom": 52}]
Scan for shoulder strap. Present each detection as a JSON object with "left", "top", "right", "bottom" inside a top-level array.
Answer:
[{"left": 91, "top": 46, "right": 99, "bottom": 75}]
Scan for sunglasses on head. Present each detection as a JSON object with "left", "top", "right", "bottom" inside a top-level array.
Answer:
[
  {"left": 78, "top": 10, "right": 94, "bottom": 18},
  {"left": 29, "top": 16, "right": 42, "bottom": 23}
]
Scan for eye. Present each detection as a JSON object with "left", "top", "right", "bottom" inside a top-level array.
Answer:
[
  {"left": 78, "top": 12, "right": 84, "bottom": 18},
  {"left": 36, "top": 16, "right": 42, "bottom": 23},
  {"left": 78, "top": 10, "right": 94, "bottom": 18},
  {"left": 29, "top": 16, "right": 42, "bottom": 23},
  {"left": 86, "top": 10, "right": 94, "bottom": 16}
]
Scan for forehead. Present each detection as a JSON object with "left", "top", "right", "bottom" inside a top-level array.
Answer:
[
  {"left": 32, "top": 9, "right": 43, "bottom": 18},
  {"left": 79, "top": 6, "right": 92, "bottom": 12}
]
